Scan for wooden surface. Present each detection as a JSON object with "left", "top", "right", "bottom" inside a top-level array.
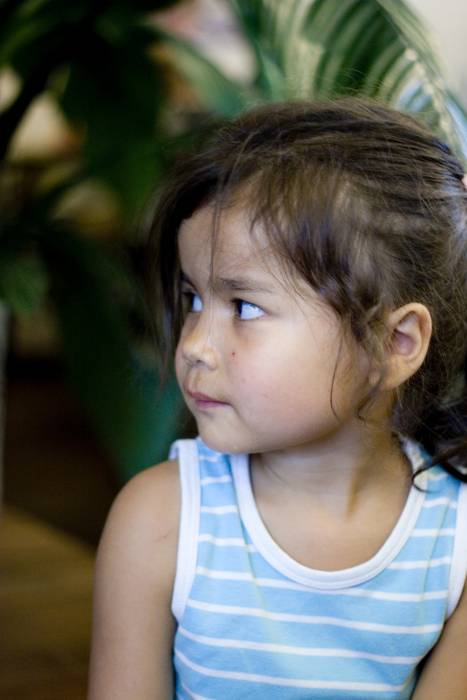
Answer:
[{"left": 0, "top": 505, "right": 94, "bottom": 700}]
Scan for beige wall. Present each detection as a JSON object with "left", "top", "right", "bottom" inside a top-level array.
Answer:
[{"left": 408, "top": 0, "right": 467, "bottom": 104}]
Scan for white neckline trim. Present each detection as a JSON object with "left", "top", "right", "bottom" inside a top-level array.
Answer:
[{"left": 231, "top": 441, "right": 427, "bottom": 590}]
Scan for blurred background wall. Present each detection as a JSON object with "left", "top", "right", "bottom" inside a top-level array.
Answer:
[{"left": 409, "top": 0, "right": 467, "bottom": 101}]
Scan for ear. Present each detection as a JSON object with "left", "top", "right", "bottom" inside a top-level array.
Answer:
[{"left": 381, "top": 303, "right": 432, "bottom": 391}]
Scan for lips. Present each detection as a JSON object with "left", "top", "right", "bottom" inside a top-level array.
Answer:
[
  {"left": 188, "top": 390, "right": 217, "bottom": 401},
  {"left": 186, "top": 389, "right": 228, "bottom": 407}
]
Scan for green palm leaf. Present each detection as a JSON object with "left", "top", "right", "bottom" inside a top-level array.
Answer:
[{"left": 160, "top": 0, "right": 467, "bottom": 161}]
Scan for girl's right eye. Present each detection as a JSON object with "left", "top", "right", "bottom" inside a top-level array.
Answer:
[{"left": 182, "top": 291, "right": 203, "bottom": 313}]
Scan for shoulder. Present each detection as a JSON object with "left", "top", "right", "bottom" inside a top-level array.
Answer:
[
  {"left": 411, "top": 478, "right": 467, "bottom": 698},
  {"left": 412, "top": 578, "right": 467, "bottom": 698},
  {"left": 108, "top": 459, "right": 181, "bottom": 528},
  {"left": 95, "top": 459, "right": 181, "bottom": 596},
  {"left": 88, "top": 460, "right": 181, "bottom": 699}
]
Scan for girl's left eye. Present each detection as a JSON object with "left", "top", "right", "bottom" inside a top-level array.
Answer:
[{"left": 234, "top": 299, "right": 264, "bottom": 320}]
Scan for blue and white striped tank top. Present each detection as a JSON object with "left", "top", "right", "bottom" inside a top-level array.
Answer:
[{"left": 169, "top": 437, "right": 467, "bottom": 699}]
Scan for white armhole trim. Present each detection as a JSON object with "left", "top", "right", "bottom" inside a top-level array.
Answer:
[
  {"left": 447, "top": 482, "right": 467, "bottom": 618},
  {"left": 169, "top": 439, "right": 200, "bottom": 623}
]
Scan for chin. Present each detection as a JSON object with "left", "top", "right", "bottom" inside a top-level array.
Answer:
[{"left": 197, "top": 429, "right": 248, "bottom": 455}]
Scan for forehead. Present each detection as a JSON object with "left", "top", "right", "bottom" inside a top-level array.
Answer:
[
  {"left": 177, "top": 202, "right": 345, "bottom": 330},
  {"left": 178, "top": 202, "right": 277, "bottom": 278}
]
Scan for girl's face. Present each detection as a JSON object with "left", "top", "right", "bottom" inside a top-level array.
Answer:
[{"left": 175, "top": 202, "right": 373, "bottom": 455}]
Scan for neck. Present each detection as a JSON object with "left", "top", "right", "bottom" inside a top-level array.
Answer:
[{"left": 250, "top": 425, "right": 411, "bottom": 519}]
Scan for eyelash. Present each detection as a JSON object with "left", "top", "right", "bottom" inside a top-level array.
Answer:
[{"left": 181, "top": 291, "right": 264, "bottom": 320}]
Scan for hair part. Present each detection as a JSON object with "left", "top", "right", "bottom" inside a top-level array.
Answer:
[{"left": 145, "top": 97, "right": 467, "bottom": 481}]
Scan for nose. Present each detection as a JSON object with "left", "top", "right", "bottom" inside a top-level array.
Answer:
[{"left": 178, "top": 311, "right": 219, "bottom": 370}]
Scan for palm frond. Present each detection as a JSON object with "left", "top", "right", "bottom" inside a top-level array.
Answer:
[
  {"left": 168, "top": 0, "right": 467, "bottom": 161},
  {"left": 233, "top": 0, "right": 467, "bottom": 160}
]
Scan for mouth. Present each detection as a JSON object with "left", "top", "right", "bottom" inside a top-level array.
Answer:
[{"left": 186, "top": 389, "right": 229, "bottom": 410}]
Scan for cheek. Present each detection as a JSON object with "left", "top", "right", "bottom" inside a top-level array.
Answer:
[
  {"left": 238, "top": 340, "right": 335, "bottom": 411},
  {"left": 227, "top": 346, "right": 267, "bottom": 394},
  {"left": 230, "top": 348, "right": 290, "bottom": 403},
  {"left": 174, "top": 343, "right": 184, "bottom": 385}
]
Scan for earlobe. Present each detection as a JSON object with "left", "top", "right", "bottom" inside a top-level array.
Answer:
[{"left": 382, "top": 303, "right": 432, "bottom": 391}]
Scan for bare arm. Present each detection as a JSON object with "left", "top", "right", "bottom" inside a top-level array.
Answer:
[
  {"left": 412, "top": 579, "right": 467, "bottom": 699},
  {"left": 87, "top": 460, "right": 180, "bottom": 700}
]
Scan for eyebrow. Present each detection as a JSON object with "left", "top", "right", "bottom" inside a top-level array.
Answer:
[{"left": 180, "top": 271, "right": 274, "bottom": 295}]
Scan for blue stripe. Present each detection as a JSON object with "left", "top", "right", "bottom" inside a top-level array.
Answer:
[
  {"left": 190, "top": 575, "right": 448, "bottom": 622},
  {"left": 175, "top": 637, "right": 415, "bottom": 683},
  {"left": 174, "top": 650, "right": 418, "bottom": 698}
]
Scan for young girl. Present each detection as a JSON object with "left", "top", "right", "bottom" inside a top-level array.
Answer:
[{"left": 88, "top": 99, "right": 467, "bottom": 699}]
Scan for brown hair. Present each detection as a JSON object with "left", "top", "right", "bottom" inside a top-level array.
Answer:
[{"left": 145, "top": 98, "right": 467, "bottom": 480}]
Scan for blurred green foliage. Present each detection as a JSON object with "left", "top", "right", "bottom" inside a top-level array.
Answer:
[{"left": 0, "top": 0, "right": 187, "bottom": 480}]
